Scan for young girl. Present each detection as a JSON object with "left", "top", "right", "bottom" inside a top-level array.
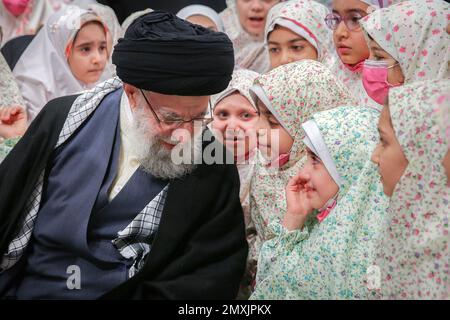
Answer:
[
  {"left": 371, "top": 79, "right": 450, "bottom": 299},
  {"left": 326, "top": 0, "right": 400, "bottom": 110},
  {"left": 211, "top": 68, "right": 260, "bottom": 299},
  {"left": 247, "top": 59, "right": 355, "bottom": 290},
  {"left": 177, "top": 4, "right": 224, "bottom": 32},
  {"left": 359, "top": 0, "right": 449, "bottom": 106},
  {"left": 220, "top": 0, "right": 281, "bottom": 73},
  {"left": 212, "top": 69, "right": 260, "bottom": 167},
  {"left": 80, "top": 2, "right": 123, "bottom": 78},
  {"left": 265, "top": 0, "right": 338, "bottom": 71},
  {"left": 13, "top": 5, "right": 112, "bottom": 122},
  {"left": 251, "top": 105, "right": 388, "bottom": 299}
]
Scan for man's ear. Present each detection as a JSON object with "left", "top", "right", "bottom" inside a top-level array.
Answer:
[{"left": 123, "top": 83, "right": 139, "bottom": 110}]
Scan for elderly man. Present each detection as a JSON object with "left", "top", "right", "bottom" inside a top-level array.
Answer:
[{"left": 0, "top": 11, "right": 247, "bottom": 299}]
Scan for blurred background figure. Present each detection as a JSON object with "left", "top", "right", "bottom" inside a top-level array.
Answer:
[
  {"left": 220, "top": 0, "right": 281, "bottom": 73},
  {"left": 177, "top": 4, "right": 224, "bottom": 32},
  {"left": 0, "top": 0, "right": 65, "bottom": 44},
  {"left": 98, "top": 0, "right": 226, "bottom": 24}
]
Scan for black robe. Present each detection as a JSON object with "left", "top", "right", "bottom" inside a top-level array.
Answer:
[{"left": 0, "top": 94, "right": 248, "bottom": 300}]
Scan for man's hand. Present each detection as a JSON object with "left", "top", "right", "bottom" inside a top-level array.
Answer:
[
  {"left": 283, "top": 171, "right": 314, "bottom": 231},
  {"left": 0, "top": 105, "right": 28, "bottom": 139}
]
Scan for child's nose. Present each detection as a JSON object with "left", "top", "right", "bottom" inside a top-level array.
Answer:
[
  {"left": 226, "top": 117, "right": 241, "bottom": 131},
  {"left": 91, "top": 50, "right": 102, "bottom": 64},
  {"left": 250, "top": 0, "right": 264, "bottom": 11},
  {"left": 371, "top": 144, "right": 381, "bottom": 165},
  {"left": 335, "top": 21, "right": 349, "bottom": 40},
  {"left": 280, "top": 50, "right": 291, "bottom": 66}
]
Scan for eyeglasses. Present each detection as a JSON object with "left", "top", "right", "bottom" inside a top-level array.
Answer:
[
  {"left": 140, "top": 89, "right": 213, "bottom": 129},
  {"left": 324, "top": 13, "right": 363, "bottom": 31}
]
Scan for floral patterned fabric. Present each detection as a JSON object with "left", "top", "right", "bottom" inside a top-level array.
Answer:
[
  {"left": 212, "top": 68, "right": 259, "bottom": 112},
  {"left": 0, "top": 137, "right": 20, "bottom": 164},
  {"left": 265, "top": 0, "right": 339, "bottom": 72},
  {"left": 0, "top": 53, "right": 24, "bottom": 108},
  {"left": 360, "top": 0, "right": 450, "bottom": 83},
  {"left": 220, "top": 0, "right": 280, "bottom": 73},
  {"left": 251, "top": 106, "right": 389, "bottom": 300},
  {"left": 374, "top": 79, "right": 450, "bottom": 299},
  {"left": 248, "top": 60, "right": 356, "bottom": 291},
  {"left": 440, "top": 93, "right": 450, "bottom": 146}
]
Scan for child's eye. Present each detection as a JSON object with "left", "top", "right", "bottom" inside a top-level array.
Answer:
[
  {"left": 268, "top": 47, "right": 279, "bottom": 54},
  {"left": 80, "top": 47, "right": 90, "bottom": 52},
  {"left": 292, "top": 45, "right": 304, "bottom": 51},
  {"left": 350, "top": 14, "right": 362, "bottom": 22},
  {"left": 380, "top": 137, "right": 387, "bottom": 146},
  {"left": 374, "top": 55, "right": 385, "bottom": 61},
  {"left": 241, "top": 112, "right": 252, "bottom": 120},
  {"left": 312, "top": 155, "right": 322, "bottom": 165},
  {"left": 214, "top": 111, "right": 228, "bottom": 119}
]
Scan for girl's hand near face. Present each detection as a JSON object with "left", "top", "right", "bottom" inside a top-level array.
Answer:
[
  {"left": 0, "top": 105, "right": 28, "bottom": 139},
  {"left": 283, "top": 171, "right": 314, "bottom": 231}
]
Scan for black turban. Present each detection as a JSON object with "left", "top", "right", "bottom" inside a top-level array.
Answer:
[{"left": 112, "top": 11, "right": 235, "bottom": 96}]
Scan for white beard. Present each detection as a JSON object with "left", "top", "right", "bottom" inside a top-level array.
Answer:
[{"left": 128, "top": 105, "right": 202, "bottom": 180}]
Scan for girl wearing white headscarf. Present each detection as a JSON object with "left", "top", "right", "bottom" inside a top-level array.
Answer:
[
  {"left": 264, "top": 0, "right": 339, "bottom": 71},
  {"left": 13, "top": 5, "right": 113, "bottom": 122},
  {"left": 177, "top": 4, "right": 224, "bottom": 32},
  {"left": 0, "top": 0, "right": 64, "bottom": 44},
  {"left": 76, "top": 2, "right": 122, "bottom": 78},
  {"left": 247, "top": 60, "right": 355, "bottom": 295},
  {"left": 359, "top": 0, "right": 449, "bottom": 106},
  {"left": 220, "top": 0, "right": 281, "bottom": 73},
  {"left": 326, "top": 0, "right": 404, "bottom": 111},
  {"left": 371, "top": 79, "right": 450, "bottom": 299},
  {"left": 251, "top": 105, "right": 388, "bottom": 300}
]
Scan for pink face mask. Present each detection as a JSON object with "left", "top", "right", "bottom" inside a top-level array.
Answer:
[
  {"left": 362, "top": 59, "right": 402, "bottom": 105},
  {"left": 2, "top": 0, "right": 31, "bottom": 17}
]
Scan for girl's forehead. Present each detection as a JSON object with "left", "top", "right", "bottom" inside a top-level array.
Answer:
[
  {"left": 217, "top": 93, "right": 255, "bottom": 110},
  {"left": 332, "top": 0, "right": 369, "bottom": 14}
]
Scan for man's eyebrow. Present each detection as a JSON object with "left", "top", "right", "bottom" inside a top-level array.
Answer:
[
  {"left": 159, "top": 108, "right": 208, "bottom": 119},
  {"left": 158, "top": 108, "right": 181, "bottom": 118}
]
